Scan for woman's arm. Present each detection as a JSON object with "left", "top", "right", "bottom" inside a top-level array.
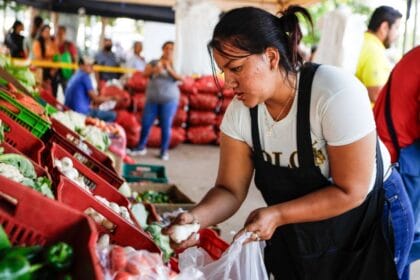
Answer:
[
  {"left": 32, "top": 41, "right": 42, "bottom": 60},
  {"left": 142, "top": 63, "right": 155, "bottom": 78},
  {"left": 164, "top": 62, "right": 183, "bottom": 81},
  {"left": 242, "top": 131, "right": 376, "bottom": 240}
]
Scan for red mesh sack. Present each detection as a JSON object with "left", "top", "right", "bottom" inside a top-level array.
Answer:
[
  {"left": 147, "top": 126, "right": 161, "bottom": 148},
  {"left": 170, "top": 127, "right": 186, "bottom": 148},
  {"left": 173, "top": 109, "right": 188, "bottom": 127},
  {"left": 178, "top": 94, "right": 189, "bottom": 109},
  {"left": 189, "top": 93, "right": 219, "bottom": 111},
  {"left": 220, "top": 97, "right": 234, "bottom": 113},
  {"left": 187, "top": 125, "right": 217, "bottom": 144},
  {"left": 179, "top": 76, "right": 197, "bottom": 94},
  {"left": 127, "top": 71, "right": 148, "bottom": 91},
  {"left": 100, "top": 85, "right": 131, "bottom": 110},
  {"left": 195, "top": 75, "right": 224, "bottom": 94},
  {"left": 215, "top": 114, "right": 224, "bottom": 128},
  {"left": 222, "top": 88, "right": 235, "bottom": 98},
  {"left": 132, "top": 93, "right": 147, "bottom": 112},
  {"left": 189, "top": 111, "right": 217, "bottom": 126},
  {"left": 147, "top": 126, "right": 185, "bottom": 149},
  {"left": 116, "top": 110, "right": 140, "bottom": 148}
]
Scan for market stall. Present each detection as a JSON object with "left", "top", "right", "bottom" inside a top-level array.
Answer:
[{"left": 0, "top": 55, "right": 231, "bottom": 279}]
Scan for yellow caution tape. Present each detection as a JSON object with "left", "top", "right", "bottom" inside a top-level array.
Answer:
[{"left": 11, "top": 58, "right": 137, "bottom": 74}]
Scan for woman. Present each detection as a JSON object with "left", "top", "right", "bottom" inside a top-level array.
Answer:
[
  {"left": 4, "top": 20, "right": 26, "bottom": 58},
  {"left": 33, "top": 25, "right": 59, "bottom": 96},
  {"left": 166, "top": 6, "right": 413, "bottom": 279},
  {"left": 129, "top": 41, "right": 182, "bottom": 160}
]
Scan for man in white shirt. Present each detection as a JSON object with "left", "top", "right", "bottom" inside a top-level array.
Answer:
[{"left": 126, "top": 41, "right": 146, "bottom": 71}]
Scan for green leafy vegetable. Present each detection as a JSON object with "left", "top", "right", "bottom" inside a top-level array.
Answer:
[
  {"left": 145, "top": 223, "right": 173, "bottom": 262},
  {"left": 0, "top": 226, "right": 11, "bottom": 250},
  {"left": 0, "top": 153, "right": 36, "bottom": 179},
  {"left": 45, "top": 242, "right": 73, "bottom": 271}
]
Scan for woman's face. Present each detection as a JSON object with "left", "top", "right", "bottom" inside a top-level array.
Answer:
[
  {"left": 41, "top": 27, "right": 50, "bottom": 39},
  {"left": 213, "top": 44, "right": 276, "bottom": 108},
  {"left": 16, "top": 24, "right": 24, "bottom": 34},
  {"left": 162, "top": 43, "right": 174, "bottom": 60}
]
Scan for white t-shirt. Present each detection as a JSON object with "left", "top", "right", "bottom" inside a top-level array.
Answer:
[{"left": 220, "top": 65, "right": 390, "bottom": 192}]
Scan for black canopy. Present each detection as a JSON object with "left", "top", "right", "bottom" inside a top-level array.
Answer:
[{"left": 13, "top": 0, "right": 175, "bottom": 23}]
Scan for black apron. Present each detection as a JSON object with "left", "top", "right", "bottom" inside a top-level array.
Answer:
[{"left": 250, "top": 63, "right": 398, "bottom": 280}]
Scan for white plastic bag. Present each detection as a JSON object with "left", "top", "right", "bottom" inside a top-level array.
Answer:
[{"left": 178, "top": 232, "right": 268, "bottom": 280}]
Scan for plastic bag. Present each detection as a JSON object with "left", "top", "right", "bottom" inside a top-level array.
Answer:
[{"left": 178, "top": 232, "right": 268, "bottom": 280}]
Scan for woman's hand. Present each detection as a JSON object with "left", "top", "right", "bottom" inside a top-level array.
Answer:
[
  {"left": 162, "top": 211, "right": 200, "bottom": 251},
  {"left": 153, "top": 62, "right": 164, "bottom": 75},
  {"left": 234, "top": 206, "right": 282, "bottom": 243}
]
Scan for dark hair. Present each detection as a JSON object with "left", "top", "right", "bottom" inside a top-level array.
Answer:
[
  {"left": 162, "top": 41, "right": 174, "bottom": 49},
  {"left": 31, "top": 16, "right": 43, "bottom": 39},
  {"left": 208, "top": 6, "right": 312, "bottom": 78},
  {"left": 11, "top": 20, "right": 23, "bottom": 33},
  {"left": 58, "top": 25, "right": 66, "bottom": 32},
  {"left": 368, "top": 6, "right": 402, "bottom": 32},
  {"left": 37, "top": 25, "right": 50, "bottom": 58}
]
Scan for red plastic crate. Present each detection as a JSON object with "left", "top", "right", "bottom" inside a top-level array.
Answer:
[
  {"left": 0, "top": 142, "right": 49, "bottom": 180},
  {"left": 39, "top": 89, "right": 69, "bottom": 111},
  {"left": 49, "top": 143, "right": 141, "bottom": 229},
  {"left": 0, "top": 176, "right": 102, "bottom": 279},
  {"left": 198, "top": 228, "right": 229, "bottom": 259},
  {"left": 58, "top": 176, "right": 160, "bottom": 254},
  {"left": 46, "top": 119, "right": 124, "bottom": 188},
  {"left": 0, "top": 110, "right": 45, "bottom": 164},
  {"left": 170, "top": 228, "right": 229, "bottom": 272}
]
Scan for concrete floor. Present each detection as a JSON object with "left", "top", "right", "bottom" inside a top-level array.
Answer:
[{"left": 131, "top": 143, "right": 420, "bottom": 278}]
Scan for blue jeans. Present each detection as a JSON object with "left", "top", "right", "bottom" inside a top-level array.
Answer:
[
  {"left": 398, "top": 141, "right": 420, "bottom": 280},
  {"left": 88, "top": 109, "right": 116, "bottom": 122},
  {"left": 136, "top": 100, "right": 178, "bottom": 155},
  {"left": 383, "top": 168, "right": 415, "bottom": 279}
]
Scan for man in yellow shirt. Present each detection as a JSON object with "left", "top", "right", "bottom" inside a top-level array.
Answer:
[{"left": 356, "top": 6, "right": 402, "bottom": 103}]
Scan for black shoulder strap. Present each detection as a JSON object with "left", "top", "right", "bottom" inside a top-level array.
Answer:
[
  {"left": 297, "top": 62, "right": 320, "bottom": 168},
  {"left": 250, "top": 106, "right": 262, "bottom": 153},
  {"left": 374, "top": 138, "right": 384, "bottom": 190},
  {"left": 384, "top": 71, "right": 400, "bottom": 157}
]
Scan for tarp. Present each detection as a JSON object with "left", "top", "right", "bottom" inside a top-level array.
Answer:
[
  {"left": 12, "top": 0, "right": 322, "bottom": 23},
  {"left": 13, "top": 0, "right": 175, "bottom": 23}
]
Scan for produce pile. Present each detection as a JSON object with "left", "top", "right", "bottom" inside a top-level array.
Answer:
[
  {"left": 0, "top": 226, "right": 74, "bottom": 279},
  {"left": 52, "top": 111, "right": 111, "bottom": 152},
  {"left": 0, "top": 60, "right": 229, "bottom": 279}
]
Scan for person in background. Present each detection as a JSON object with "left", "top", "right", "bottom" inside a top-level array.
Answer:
[
  {"left": 94, "top": 38, "right": 121, "bottom": 84},
  {"left": 126, "top": 41, "right": 146, "bottom": 71},
  {"left": 54, "top": 25, "right": 79, "bottom": 92},
  {"left": 33, "top": 24, "right": 59, "bottom": 96},
  {"left": 165, "top": 6, "right": 413, "bottom": 279},
  {"left": 355, "top": 6, "right": 402, "bottom": 103},
  {"left": 4, "top": 20, "right": 26, "bottom": 58},
  {"left": 374, "top": 46, "right": 420, "bottom": 280},
  {"left": 64, "top": 57, "right": 119, "bottom": 122},
  {"left": 25, "top": 16, "right": 43, "bottom": 59},
  {"left": 128, "top": 41, "right": 182, "bottom": 160}
]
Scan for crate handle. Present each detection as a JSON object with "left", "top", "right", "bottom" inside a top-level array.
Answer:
[
  {"left": 0, "top": 191, "right": 18, "bottom": 215},
  {"left": 0, "top": 100, "right": 21, "bottom": 115}
]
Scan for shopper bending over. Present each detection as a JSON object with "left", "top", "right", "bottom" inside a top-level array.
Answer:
[
  {"left": 129, "top": 41, "right": 182, "bottom": 160},
  {"left": 166, "top": 6, "right": 413, "bottom": 280}
]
